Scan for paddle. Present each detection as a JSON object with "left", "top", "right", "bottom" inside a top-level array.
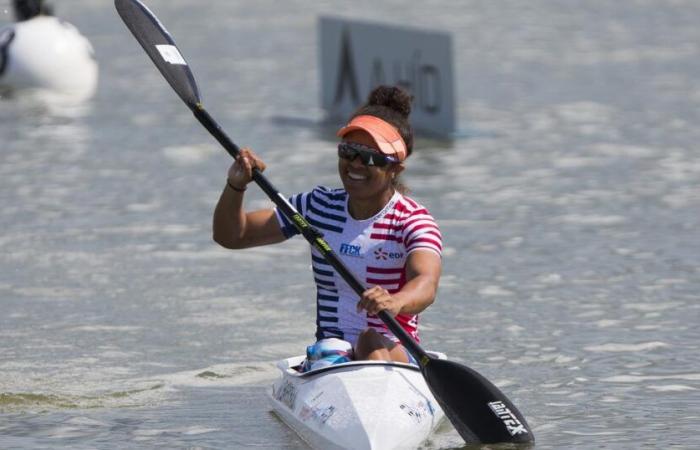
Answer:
[{"left": 114, "top": 0, "right": 535, "bottom": 444}]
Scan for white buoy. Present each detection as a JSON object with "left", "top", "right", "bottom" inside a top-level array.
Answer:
[{"left": 0, "top": 1, "right": 98, "bottom": 100}]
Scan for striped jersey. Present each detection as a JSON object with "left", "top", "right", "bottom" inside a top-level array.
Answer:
[{"left": 274, "top": 186, "right": 442, "bottom": 346}]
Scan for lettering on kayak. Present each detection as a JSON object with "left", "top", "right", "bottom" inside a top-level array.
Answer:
[
  {"left": 300, "top": 404, "right": 336, "bottom": 425},
  {"left": 426, "top": 399, "right": 435, "bottom": 416},
  {"left": 488, "top": 401, "right": 529, "bottom": 436},
  {"left": 400, "top": 400, "right": 434, "bottom": 424},
  {"left": 400, "top": 403, "right": 422, "bottom": 424},
  {"left": 274, "top": 380, "right": 298, "bottom": 410},
  {"left": 404, "top": 384, "right": 435, "bottom": 420}
]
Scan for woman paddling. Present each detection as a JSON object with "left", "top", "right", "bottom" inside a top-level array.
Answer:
[{"left": 213, "top": 85, "right": 442, "bottom": 367}]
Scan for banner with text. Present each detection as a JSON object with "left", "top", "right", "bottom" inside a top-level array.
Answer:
[{"left": 319, "top": 16, "right": 456, "bottom": 137}]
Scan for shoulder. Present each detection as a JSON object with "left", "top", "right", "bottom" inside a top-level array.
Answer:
[
  {"left": 391, "top": 194, "right": 437, "bottom": 223},
  {"left": 395, "top": 195, "right": 442, "bottom": 255},
  {"left": 394, "top": 194, "right": 441, "bottom": 244}
]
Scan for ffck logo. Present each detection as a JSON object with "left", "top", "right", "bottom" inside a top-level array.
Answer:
[
  {"left": 340, "top": 243, "right": 361, "bottom": 257},
  {"left": 488, "top": 401, "right": 528, "bottom": 436}
]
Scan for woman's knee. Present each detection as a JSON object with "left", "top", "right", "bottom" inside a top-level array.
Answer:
[
  {"left": 355, "top": 328, "right": 394, "bottom": 359},
  {"left": 357, "top": 328, "right": 388, "bottom": 349},
  {"left": 358, "top": 328, "right": 382, "bottom": 342}
]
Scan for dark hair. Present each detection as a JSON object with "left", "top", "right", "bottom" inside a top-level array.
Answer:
[
  {"left": 351, "top": 85, "right": 414, "bottom": 158},
  {"left": 13, "top": 0, "right": 53, "bottom": 21}
]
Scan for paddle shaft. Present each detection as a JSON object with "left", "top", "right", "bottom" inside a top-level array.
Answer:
[{"left": 194, "top": 105, "right": 429, "bottom": 364}]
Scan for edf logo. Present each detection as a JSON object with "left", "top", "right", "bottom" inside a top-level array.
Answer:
[
  {"left": 340, "top": 243, "right": 361, "bottom": 257},
  {"left": 374, "top": 247, "right": 404, "bottom": 260}
]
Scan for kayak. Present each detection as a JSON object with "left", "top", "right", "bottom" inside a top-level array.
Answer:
[
  {"left": 0, "top": 16, "right": 98, "bottom": 99},
  {"left": 269, "top": 353, "right": 447, "bottom": 450}
]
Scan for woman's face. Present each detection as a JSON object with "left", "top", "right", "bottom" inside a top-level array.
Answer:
[{"left": 338, "top": 130, "right": 404, "bottom": 201}]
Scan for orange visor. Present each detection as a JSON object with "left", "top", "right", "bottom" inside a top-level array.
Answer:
[{"left": 336, "top": 115, "right": 407, "bottom": 162}]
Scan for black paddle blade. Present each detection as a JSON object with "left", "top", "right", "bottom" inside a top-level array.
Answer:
[
  {"left": 423, "top": 358, "right": 535, "bottom": 444},
  {"left": 115, "top": 0, "right": 200, "bottom": 107}
]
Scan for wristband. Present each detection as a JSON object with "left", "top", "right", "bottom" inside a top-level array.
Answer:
[{"left": 227, "top": 179, "right": 247, "bottom": 192}]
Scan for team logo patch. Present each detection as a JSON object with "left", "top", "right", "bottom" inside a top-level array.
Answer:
[
  {"left": 374, "top": 247, "right": 403, "bottom": 260},
  {"left": 340, "top": 243, "right": 361, "bottom": 257}
]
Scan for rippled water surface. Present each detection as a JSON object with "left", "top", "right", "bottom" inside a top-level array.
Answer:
[{"left": 1, "top": 1, "right": 699, "bottom": 449}]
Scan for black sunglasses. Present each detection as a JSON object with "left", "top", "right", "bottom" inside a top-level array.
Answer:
[{"left": 337, "top": 142, "right": 399, "bottom": 167}]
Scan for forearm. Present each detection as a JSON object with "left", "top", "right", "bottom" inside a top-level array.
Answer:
[
  {"left": 212, "top": 183, "right": 248, "bottom": 249},
  {"left": 393, "top": 273, "right": 438, "bottom": 315}
]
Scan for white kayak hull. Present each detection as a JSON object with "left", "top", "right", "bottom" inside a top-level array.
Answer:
[
  {"left": 0, "top": 16, "right": 98, "bottom": 100},
  {"left": 269, "top": 354, "right": 446, "bottom": 450}
]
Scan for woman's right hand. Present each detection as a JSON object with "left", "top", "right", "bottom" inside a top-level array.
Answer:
[{"left": 227, "top": 147, "right": 266, "bottom": 190}]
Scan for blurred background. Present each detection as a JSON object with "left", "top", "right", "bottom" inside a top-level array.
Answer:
[{"left": 1, "top": 1, "right": 699, "bottom": 448}]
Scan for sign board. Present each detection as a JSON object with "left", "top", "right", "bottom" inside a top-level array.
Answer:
[{"left": 319, "top": 16, "right": 456, "bottom": 137}]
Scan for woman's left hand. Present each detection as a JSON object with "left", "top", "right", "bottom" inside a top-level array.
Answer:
[{"left": 357, "top": 286, "right": 403, "bottom": 317}]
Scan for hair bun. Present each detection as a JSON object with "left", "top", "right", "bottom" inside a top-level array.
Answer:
[{"left": 367, "top": 85, "right": 412, "bottom": 118}]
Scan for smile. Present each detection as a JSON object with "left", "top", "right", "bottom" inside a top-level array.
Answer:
[{"left": 347, "top": 171, "right": 368, "bottom": 181}]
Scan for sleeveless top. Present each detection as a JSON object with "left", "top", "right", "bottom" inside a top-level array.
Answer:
[{"left": 275, "top": 186, "right": 442, "bottom": 345}]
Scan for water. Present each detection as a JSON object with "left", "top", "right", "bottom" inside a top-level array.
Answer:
[{"left": 1, "top": 0, "right": 699, "bottom": 448}]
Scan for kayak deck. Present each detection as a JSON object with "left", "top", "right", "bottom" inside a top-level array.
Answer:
[{"left": 269, "top": 354, "right": 446, "bottom": 450}]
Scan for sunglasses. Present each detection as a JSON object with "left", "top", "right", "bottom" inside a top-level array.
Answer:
[{"left": 337, "top": 142, "right": 399, "bottom": 167}]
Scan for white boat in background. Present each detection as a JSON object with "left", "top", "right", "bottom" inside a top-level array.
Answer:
[
  {"left": 269, "top": 354, "right": 447, "bottom": 450},
  {"left": 0, "top": 1, "right": 98, "bottom": 100}
]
